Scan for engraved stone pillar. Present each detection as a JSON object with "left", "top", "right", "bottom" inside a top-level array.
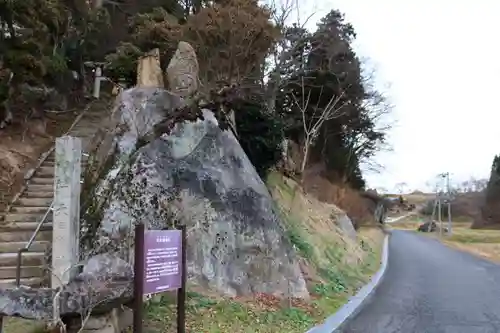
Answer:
[
  {"left": 137, "top": 48, "right": 165, "bottom": 88},
  {"left": 52, "top": 136, "right": 82, "bottom": 289}
]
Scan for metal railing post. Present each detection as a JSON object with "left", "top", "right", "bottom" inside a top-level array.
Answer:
[{"left": 15, "top": 204, "right": 54, "bottom": 286}]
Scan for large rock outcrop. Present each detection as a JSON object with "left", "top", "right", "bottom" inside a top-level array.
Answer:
[
  {"left": 0, "top": 87, "right": 308, "bottom": 319},
  {"left": 0, "top": 40, "right": 307, "bottom": 320},
  {"left": 82, "top": 87, "right": 308, "bottom": 299},
  {"left": 330, "top": 207, "right": 357, "bottom": 240},
  {"left": 0, "top": 254, "right": 133, "bottom": 319}
]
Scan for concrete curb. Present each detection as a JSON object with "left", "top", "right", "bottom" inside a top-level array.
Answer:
[{"left": 305, "top": 233, "right": 390, "bottom": 333}]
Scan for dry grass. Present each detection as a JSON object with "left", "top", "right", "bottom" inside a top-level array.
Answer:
[
  {"left": 0, "top": 112, "right": 78, "bottom": 211},
  {"left": 401, "top": 193, "right": 433, "bottom": 205},
  {"left": 140, "top": 173, "right": 385, "bottom": 333},
  {"left": 302, "top": 173, "right": 375, "bottom": 228},
  {"left": 0, "top": 136, "right": 51, "bottom": 211},
  {"left": 440, "top": 223, "right": 500, "bottom": 262},
  {"left": 2, "top": 317, "right": 46, "bottom": 333},
  {"left": 390, "top": 215, "right": 500, "bottom": 263},
  {"left": 267, "top": 172, "right": 381, "bottom": 264}
]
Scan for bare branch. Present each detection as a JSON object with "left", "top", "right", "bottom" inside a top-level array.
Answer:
[{"left": 290, "top": 76, "right": 347, "bottom": 174}]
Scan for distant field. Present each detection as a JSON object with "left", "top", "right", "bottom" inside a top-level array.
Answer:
[
  {"left": 386, "top": 215, "right": 424, "bottom": 231},
  {"left": 389, "top": 215, "right": 500, "bottom": 263},
  {"left": 442, "top": 224, "right": 500, "bottom": 262},
  {"left": 388, "top": 193, "right": 433, "bottom": 204}
]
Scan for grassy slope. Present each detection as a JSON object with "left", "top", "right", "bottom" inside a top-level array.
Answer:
[
  {"left": 2, "top": 318, "right": 45, "bottom": 333},
  {"left": 141, "top": 172, "right": 384, "bottom": 333},
  {"left": 5, "top": 172, "right": 384, "bottom": 333}
]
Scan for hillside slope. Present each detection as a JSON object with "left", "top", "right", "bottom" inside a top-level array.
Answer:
[
  {"left": 267, "top": 172, "right": 384, "bottom": 301},
  {"left": 137, "top": 172, "right": 385, "bottom": 333},
  {"left": 3, "top": 171, "right": 384, "bottom": 333}
]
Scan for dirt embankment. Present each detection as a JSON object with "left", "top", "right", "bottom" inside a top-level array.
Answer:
[
  {"left": 300, "top": 173, "right": 377, "bottom": 228},
  {"left": 0, "top": 112, "right": 82, "bottom": 211}
]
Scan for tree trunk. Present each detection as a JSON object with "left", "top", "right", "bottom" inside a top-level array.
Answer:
[
  {"left": 281, "top": 138, "right": 288, "bottom": 166},
  {"left": 300, "top": 140, "right": 310, "bottom": 175},
  {"left": 228, "top": 109, "right": 237, "bottom": 137}
]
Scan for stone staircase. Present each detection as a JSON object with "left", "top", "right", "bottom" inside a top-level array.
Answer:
[{"left": 0, "top": 105, "right": 109, "bottom": 287}]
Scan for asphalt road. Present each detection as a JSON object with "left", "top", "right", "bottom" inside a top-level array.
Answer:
[{"left": 340, "top": 230, "right": 500, "bottom": 333}]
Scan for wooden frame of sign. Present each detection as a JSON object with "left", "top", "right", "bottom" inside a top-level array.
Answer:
[{"left": 133, "top": 223, "right": 187, "bottom": 333}]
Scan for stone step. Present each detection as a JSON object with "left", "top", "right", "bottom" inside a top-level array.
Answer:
[
  {"left": 35, "top": 166, "right": 55, "bottom": 178},
  {"left": 0, "top": 222, "right": 53, "bottom": 232},
  {"left": 10, "top": 206, "right": 51, "bottom": 214},
  {"left": 24, "top": 191, "right": 53, "bottom": 198},
  {"left": 82, "top": 113, "right": 108, "bottom": 121},
  {"left": 0, "top": 252, "right": 44, "bottom": 267},
  {"left": 3, "top": 213, "right": 52, "bottom": 223},
  {"left": 45, "top": 154, "right": 55, "bottom": 162},
  {"left": 0, "top": 230, "right": 51, "bottom": 243},
  {"left": 15, "top": 197, "right": 52, "bottom": 207},
  {"left": 43, "top": 160, "right": 89, "bottom": 167},
  {"left": 0, "top": 265, "right": 45, "bottom": 280},
  {"left": 0, "top": 241, "right": 50, "bottom": 253},
  {"left": 0, "top": 277, "right": 45, "bottom": 288},
  {"left": 71, "top": 129, "right": 98, "bottom": 137},
  {"left": 26, "top": 184, "right": 54, "bottom": 192},
  {"left": 42, "top": 157, "right": 89, "bottom": 166},
  {"left": 30, "top": 177, "right": 53, "bottom": 185}
]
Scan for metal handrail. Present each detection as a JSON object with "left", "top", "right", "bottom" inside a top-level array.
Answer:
[
  {"left": 15, "top": 152, "right": 92, "bottom": 287},
  {"left": 11, "top": 102, "right": 99, "bottom": 288},
  {"left": 15, "top": 201, "right": 54, "bottom": 286},
  {"left": 5, "top": 101, "right": 96, "bottom": 215},
  {"left": 15, "top": 151, "right": 90, "bottom": 286}
]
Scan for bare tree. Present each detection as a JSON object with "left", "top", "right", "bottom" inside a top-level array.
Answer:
[
  {"left": 376, "top": 186, "right": 388, "bottom": 195},
  {"left": 395, "top": 182, "right": 408, "bottom": 194},
  {"left": 473, "top": 177, "right": 488, "bottom": 192},
  {"left": 316, "top": 59, "right": 394, "bottom": 178},
  {"left": 265, "top": 0, "right": 317, "bottom": 113},
  {"left": 291, "top": 76, "right": 347, "bottom": 174}
]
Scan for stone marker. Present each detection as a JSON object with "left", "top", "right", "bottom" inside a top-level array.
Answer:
[
  {"left": 52, "top": 136, "right": 82, "bottom": 288},
  {"left": 166, "top": 41, "right": 199, "bottom": 99},
  {"left": 137, "top": 48, "right": 165, "bottom": 88}
]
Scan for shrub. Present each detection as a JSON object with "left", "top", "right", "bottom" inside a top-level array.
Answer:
[{"left": 234, "top": 98, "right": 284, "bottom": 178}]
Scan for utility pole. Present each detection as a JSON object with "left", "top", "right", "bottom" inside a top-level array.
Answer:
[
  {"left": 430, "top": 172, "right": 452, "bottom": 237},
  {"left": 438, "top": 191, "right": 442, "bottom": 237},
  {"left": 438, "top": 172, "right": 452, "bottom": 236},
  {"left": 445, "top": 172, "right": 452, "bottom": 235}
]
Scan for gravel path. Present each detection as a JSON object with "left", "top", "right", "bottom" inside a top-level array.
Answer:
[{"left": 341, "top": 230, "right": 500, "bottom": 333}]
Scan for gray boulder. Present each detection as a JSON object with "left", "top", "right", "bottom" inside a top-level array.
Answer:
[
  {"left": 330, "top": 207, "right": 357, "bottom": 240},
  {"left": 417, "top": 221, "right": 448, "bottom": 233},
  {"left": 82, "top": 87, "right": 308, "bottom": 299},
  {"left": 0, "top": 87, "right": 308, "bottom": 320},
  {"left": 0, "top": 254, "right": 133, "bottom": 319}
]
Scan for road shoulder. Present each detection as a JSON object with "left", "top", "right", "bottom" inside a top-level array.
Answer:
[{"left": 305, "top": 233, "right": 390, "bottom": 333}]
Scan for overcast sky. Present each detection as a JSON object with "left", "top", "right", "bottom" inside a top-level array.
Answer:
[{"left": 299, "top": 0, "right": 500, "bottom": 192}]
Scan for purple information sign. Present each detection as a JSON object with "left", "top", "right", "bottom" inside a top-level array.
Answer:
[{"left": 143, "top": 229, "right": 183, "bottom": 295}]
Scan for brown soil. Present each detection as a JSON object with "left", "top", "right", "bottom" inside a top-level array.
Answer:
[
  {"left": 301, "top": 173, "right": 374, "bottom": 228},
  {"left": 0, "top": 110, "right": 83, "bottom": 212}
]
